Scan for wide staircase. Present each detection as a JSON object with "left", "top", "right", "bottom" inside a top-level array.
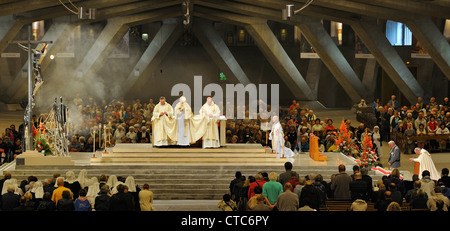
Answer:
[{"left": 4, "top": 144, "right": 386, "bottom": 200}]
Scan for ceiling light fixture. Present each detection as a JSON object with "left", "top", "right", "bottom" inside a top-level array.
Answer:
[
  {"left": 282, "top": 0, "right": 314, "bottom": 20},
  {"left": 58, "top": 0, "right": 96, "bottom": 20}
]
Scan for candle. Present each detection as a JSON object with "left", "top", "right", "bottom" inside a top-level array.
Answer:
[{"left": 98, "top": 124, "right": 101, "bottom": 149}]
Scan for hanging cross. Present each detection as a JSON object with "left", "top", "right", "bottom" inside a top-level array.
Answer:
[{"left": 9, "top": 24, "right": 53, "bottom": 151}]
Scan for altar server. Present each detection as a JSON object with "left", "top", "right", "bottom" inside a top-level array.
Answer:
[{"left": 269, "top": 116, "right": 295, "bottom": 158}]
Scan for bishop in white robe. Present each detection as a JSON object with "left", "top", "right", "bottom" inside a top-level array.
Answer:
[
  {"left": 174, "top": 96, "right": 192, "bottom": 146},
  {"left": 269, "top": 116, "right": 295, "bottom": 158},
  {"left": 199, "top": 97, "right": 220, "bottom": 148},
  {"left": 410, "top": 148, "right": 440, "bottom": 181},
  {"left": 152, "top": 97, "right": 176, "bottom": 146}
]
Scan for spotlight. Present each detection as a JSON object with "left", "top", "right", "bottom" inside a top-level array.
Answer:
[
  {"left": 282, "top": 5, "right": 294, "bottom": 20},
  {"left": 78, "top": 7, "right": 96, "bottom": 20}
]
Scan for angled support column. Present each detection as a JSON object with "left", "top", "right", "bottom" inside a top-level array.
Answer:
[
  {"left": 76, "top": 7, "right": 181, "bottom": 79},
  {"left": 245, "top": 20, "right": 316, "bottom": 100},
  {"left": 194, "top": 7, "right": 315, "bottom": 100},
  {"left": 0, "top": 20, "right": 24, "bottom": 54},
  {"left": 305, "top": 59, "right": 322, "bottom": 94},
  {"left": 75, "top": 18, "right": 129, "bottom": 79},
  {"left": 405, "top": 16, "right": 450, "bottom": 80},
  {"left": 297, "top": 20, "right": 367, "bottom": 103},
  {"left": 351, "top": 20, "right": 424, "bottom": 104},
  {"left": 192, "top": 19, "right": 251, "bottom": 86},
  {"left": 361, "top": 58, "right": 379, "bottom": 102},
  {"left": 120, "top": 18, "right": 184, "bottom": 96}
]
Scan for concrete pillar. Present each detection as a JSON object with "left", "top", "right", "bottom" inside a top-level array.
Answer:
[
  {"left": 245, "top": 20, "right": 316, "bottom": 100},
  {"left": 120, "top": 19, "right": 184, "bottom": 96},
  {"left": 297, "top": 21, "right": 367, "bottom": 103},
  {"left": 361, "top": 58, "right": 378, "bottom": 102},
  {"left": 192, "top": 19, "right": 251, "bottom": 86},
  {"left": 305, "top": 59, "right": 322, "bottom": 94},
  {"left": 351, "top": 20, "right": 424, "bottom": 104},
  {"left": 75, "top": 7, "right": 181, "bottom": 80},
  {"left": 406, "top": 16, "right": 450, "bottom": 80}
]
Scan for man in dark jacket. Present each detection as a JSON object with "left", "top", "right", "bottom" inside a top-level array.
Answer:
[
  {"left": 37, "top": 192, "right": 56, "bottom": 211},
  {"left": 349, "top": 173, "right": 368, "bottom": 201},
  {"left": 331, "top": 164, "right": 352, "bottom": 200},
  {"left": 57, "top": 190, "right": 75, "bottom": 211},
  {"left": 95, "top": 185, "right": 111, "bottom": 211},
  {"left": 1, "top": 185, "right": 20, "bottom": 211},
  {"left": 109, "top": 184, "right": 134, "bottom": 211},
  {"left": 375, "top": 190, "right": 394, "bottom": 211}
]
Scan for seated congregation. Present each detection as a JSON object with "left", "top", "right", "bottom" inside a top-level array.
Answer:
[{"left": 223, "top": 162, "right": 450, "bottom": 212}]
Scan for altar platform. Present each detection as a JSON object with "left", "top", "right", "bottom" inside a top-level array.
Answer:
[{"left": 88, "top": 143, "right": 357, "bottom": 167}]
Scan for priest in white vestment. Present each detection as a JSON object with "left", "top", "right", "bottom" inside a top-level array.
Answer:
[
  {"left": 173, "top": 96, "right": 192, "bottom": 146},
  {"left": 199, "top": 97, "right": 220, "bottom": 148},
  {"left": 269, "top": 116, "right": 295, "bottom": 158},
  {"left": 152, "top": 96, "right": 176, "bottom": 146},
  {"left": 409, "top": 148, "right": 440, "bottom": 181}
]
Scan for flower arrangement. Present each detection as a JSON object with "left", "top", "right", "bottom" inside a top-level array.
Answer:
[
  {"left": 33, "top": 134, "right": 53, "bottom": 156},
  {"left": 335, "top": 120, "right": 359, "bottom": 157},
  {"left": 358, "top": 132, "right": 380, "bottom": 167},
  {"left": 32, "top": 122, "right": 53, "bottom": 156}
]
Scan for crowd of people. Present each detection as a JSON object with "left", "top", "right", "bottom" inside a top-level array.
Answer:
[
  {"left": 0, "top": 171, "right": 154, "bottom": 211},
  {"left": 2, "top": 95, "right": 448, "bottom": 160},
  {"left": 224, "top": 162, "right": 450, "bottom": 211},
  {"left": 1, "top": 162, "right": 448, "bottom": 212},
  {"left": 370, "top": 95, "right": 450, "bottom": 153}
]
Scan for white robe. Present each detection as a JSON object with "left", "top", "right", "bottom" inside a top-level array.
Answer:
[
  {"left": 199, "top": 102, "right": 220, "bottom": 148},
  {"left": 269, "top": 122, "right": 295, "bottom": 158},
  {"left": 152, "top": 102, "right": 176, "bottom": 146},
  {"left": 413, "top": 149, "right": 440, "bottom": 181},
  {"left": 174, "top": 101, "right": 192, "bottom": 146},
  {"left": 372, "top": 131, "right": 382, "bottom": 157},
  {"left": 114, "top": 129, "right": 125, "bottom": 143}
]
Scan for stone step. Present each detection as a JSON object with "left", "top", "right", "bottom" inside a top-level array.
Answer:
[{"left": 100, "top": 153, "right": 273, "bottom": 158}]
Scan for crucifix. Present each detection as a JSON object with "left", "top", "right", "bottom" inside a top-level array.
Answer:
[{"left": 9, "top": 24, "right": 53, "bottom": 151}]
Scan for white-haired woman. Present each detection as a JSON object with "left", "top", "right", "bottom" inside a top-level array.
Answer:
[{"left": 373, "top": 126, "right": 382, "bottom": 157}]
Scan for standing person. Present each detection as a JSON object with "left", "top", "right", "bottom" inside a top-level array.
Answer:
[
  {"left": 174, "top": 96, "right": 192, "bottom": 147},
  {"left": 388, "top": 141, "right": 401, "bottom": 170},
  {"left": 139, "top": 184, "right": 154, "bottom": 211},
  {"left": 278, "top": 162, "right": 298, "bottom": 187},
  {"left": 94, "top": 185, "right": 111, "bottom": 211},
  {"left": 152, "top": 96, "right": 175, "bottom": 147},
  {"left": 409, "top": 148, "right": 440, "bottom": 181},
  {"left": 1, "top": 184, "right": 20, "bottom": 211},
  {"left": 74, "top": 188, "right": 91, "bottom": 211},
  {"left": 269, "top": 116, "right": 295, "bottom": 158},
  {"left": 262, "top": 172, "right": 283, "bottom": 207},
  {"left": 109, "top": 184, "right": 134, "bottom": 211},
  {"left": 199, "top": 97, "right": 221, "bottom": 148},
  {"left": 299, "top": 180, "right": 321, "bottom": 210},
  {"left": 372, "top": 126, "right": 382, "bottom": 157},
  {"left": 330, "top": 164, "right": 352, "bottom": 201},
  {"left": 275, "top": 183, "right": 299, "bottom": 211},
  {"left": 229, "top": 171, "right": 242, "bottom": 200},
  {"left": 51, "top": 177, "right": 72, "bottom": 205},
  {"left": 57, "top": 190, "right": 75, "bottom": 211},
  {"left": 36, "top": 192, "right": 56, "bottom": 211}
]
